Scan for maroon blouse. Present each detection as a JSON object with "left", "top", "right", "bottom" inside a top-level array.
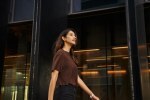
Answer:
[{"left": 51, "top": 49, "right": 78, "bottom": 86}]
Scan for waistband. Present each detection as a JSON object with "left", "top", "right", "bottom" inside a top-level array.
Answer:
[{"left": 56, "top": 84, "right": 76, "bottom": 88}]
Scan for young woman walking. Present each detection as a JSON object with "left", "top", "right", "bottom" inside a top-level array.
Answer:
[{"left": 48, "top": 28, "right": 100, "bottom": 100}]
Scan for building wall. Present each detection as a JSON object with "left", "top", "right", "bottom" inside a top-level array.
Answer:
[{"left": 0, "top": 0, "right": 150, "bottom": 100}]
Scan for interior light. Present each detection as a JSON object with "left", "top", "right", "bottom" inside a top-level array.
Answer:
[
  {"left": 97, "top": 64, "right": 119, "bottom": 67},
  {"left": 86, "top": 58, "right": 107, "bottom": 62},
  {"left": 74, "top": 49, "right": 100, "bottom": 53},
  {"left": 4, "top": 65, "right": 14, "bottom": 67},
  {"left": 24, "top": 63, "right": 30, "bottom": 66},
  {"left": 94, "top": 55, "right": 128, "bottom": 59},
  {"left": 122, "top": 57, "right": 129, "bottom": 59},
  {"left": 107, "top": 70, "right": 126, "bottom": 74},
  {"left": 81, "top": 71, "right": 99, "bottom": 75},
  {"left": 107, "top": 55, "right": 128, "bottom": 58},
  {"left": 5, "top": 55, "right": 25, "bottom": 59},
  {"left": 86, "top": 55, "right": 127, "bottom": 62},
  {"left": 112, "top": 46, "right": 128, "bottom": 49},
  {"left": 16, "top": 72, "right": 22, "bottom": 75}
]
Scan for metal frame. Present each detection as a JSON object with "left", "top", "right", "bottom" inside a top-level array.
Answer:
[{"left": 126, "top": 0, "right": 150, "bottom": 100}]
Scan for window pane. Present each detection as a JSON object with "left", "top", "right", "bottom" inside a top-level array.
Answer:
[
  {"left": 70, "top": 0, "right": 125, "bottom": 13},
  {"left": 68, "top": 10, "right": 132, "bottom": 100},
  {"left": 144, "top": 6, "right": 150, "bottom": 98},
  {"left": 1, "top": 22, "right": 32, "bottom": 100},
  {"left": 9, "top": 0, "right": 34, "bottom": 22}
]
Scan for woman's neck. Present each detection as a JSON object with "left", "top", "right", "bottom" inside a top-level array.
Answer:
[{"left": 62, "top": 44, "right": 71, "bottom": 52}]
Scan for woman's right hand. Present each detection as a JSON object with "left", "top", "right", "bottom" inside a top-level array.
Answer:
[{"left": 91, "top": 94, "right": 100, "bottom": 100}]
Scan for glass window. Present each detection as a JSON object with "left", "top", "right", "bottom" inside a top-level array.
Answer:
[
  {"left": 9, "top": 0, "right": 34, "bottom": 22},
  {"left": 144, "top": 5, "right": 150, "bottom": 98},
  {"left": 1, "top": 22, "right": 32, "bottom": 100},
  {"left": 145, "top": 5, "right": 150, "bottom": 66},
  {"left": 68, "top": 10, "right": 132, "bottom": 100},
  {"left": 70, "top": 0, "right": 125, "bottom": 13}
]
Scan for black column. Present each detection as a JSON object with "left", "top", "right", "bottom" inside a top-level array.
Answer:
[
  {"left": 29, "top": 0, "right": 69, "bottom": 100},
  {"left": 0, "top": 0, "right": 9, "bottom": 92},
  {"left": 126, "top": 0, "right": 150, "bottom": 100}
]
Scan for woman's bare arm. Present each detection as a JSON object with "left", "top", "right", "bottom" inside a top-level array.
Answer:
[
  {"left": 48, "top": 70, "right": 59, "bottom": 100},
  {"left": 77, "top": 75, "right": 100, "bottom": 100}
]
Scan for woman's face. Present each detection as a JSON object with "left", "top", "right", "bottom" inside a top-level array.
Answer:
[{"left": 62, "top": 30, "right": 77, "bottom": 46}]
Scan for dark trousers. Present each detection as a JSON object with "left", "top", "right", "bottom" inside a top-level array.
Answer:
[{"left": 54, "top": 84, "right": 77, "bottom": 100}]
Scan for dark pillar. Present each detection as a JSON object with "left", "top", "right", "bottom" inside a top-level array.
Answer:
[
  {"left": 29, "top": 0, "right": 69, "bottom": 100},
  {"left": 126, "top": 0, "right": 150, "bottom": 100},
  {"left": 0, "top": 0, "right": 9, "bottom": 94}
]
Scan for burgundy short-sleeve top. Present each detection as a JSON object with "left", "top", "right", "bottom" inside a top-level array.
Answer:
[{"left": 51, "top": 49, "right": 78, "bottom": 86}]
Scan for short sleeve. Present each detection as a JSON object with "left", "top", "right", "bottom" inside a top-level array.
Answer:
[{"left": 51, "top": 51, "right": 64, "bottom": 72}]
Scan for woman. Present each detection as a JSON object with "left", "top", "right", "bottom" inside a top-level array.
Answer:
[{"left": 48, "top": 28, "right": 100, "bottom": 100}]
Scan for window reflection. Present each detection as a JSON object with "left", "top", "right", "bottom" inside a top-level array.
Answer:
[
  {"left": 75, "top": 45, "right": 129, "bottom": 100},
  {"left": 68, "top": 10, "right": 131, "bottom": 99},
  {"left": 70, "top": 0, "right": 125, "bottom": 13},
  {"left": 1, "top": 22, "right": 32, "bottom": 100}
]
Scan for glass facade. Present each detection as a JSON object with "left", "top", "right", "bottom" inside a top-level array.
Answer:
[
  {"left": 68, "top": 9, "right": 131, "bottom": 100},
  {"left": 144, "top": 5, "right": 150, "bottom": 99},
  {"left": 145, "top": 5, "right": 150, "bottom": 68},
  {"left": 68, "top": 1, "right": 150, "bottom": 100},
  {"left": 70, "top": 0, "right": 125, "bottom": 13},
  {"left": 0, "top": 0, "right": 150, "bottom": 100},
  {"left": 9, "top": 0, "right": 34, "bottom": 22},
  {"left": 1, "top": 22, "right": 32, "bottom": 100}
]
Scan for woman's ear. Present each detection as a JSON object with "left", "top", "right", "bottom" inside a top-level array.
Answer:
[{"left": 62, "top": 36, "right": 66, "bottom": 41}]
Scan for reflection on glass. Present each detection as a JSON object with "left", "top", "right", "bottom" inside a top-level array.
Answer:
[
  {"left": 147, "top": 44, "right": 150, "bottom": 87},
  {"left": 68, "top": 10, "right": 131, "bottom": 99},
  {"left": 74, "top": 49, "right": 100, "bottom": 53},
  {"left": 9, "top": 0, "right": 34, "bottom": 22},
  {"left": 1, "top": 22, "right": 32, "bottom": 100},
  {"left": 70, "top": 0, "right": 125, "bottom": 13},
  {"left": 75, "top": 46, "right": 129, "bottom": 100}
]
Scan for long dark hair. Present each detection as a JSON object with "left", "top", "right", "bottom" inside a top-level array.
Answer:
[{"left": 53, "top": 28, "right": 78, "bottom": 64}]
